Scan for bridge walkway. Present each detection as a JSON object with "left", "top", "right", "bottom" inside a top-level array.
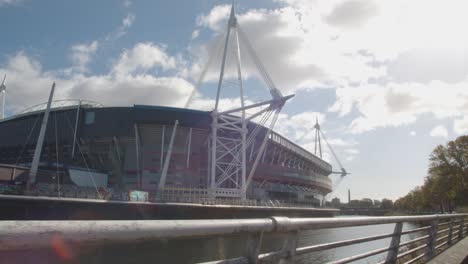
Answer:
[{"left": 429, "top": 236, "right": 468, "bottom": 264}]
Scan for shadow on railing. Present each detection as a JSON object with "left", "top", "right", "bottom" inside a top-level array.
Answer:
[{"left": 0, "top": 214, "right": 466, "bottom": 263}]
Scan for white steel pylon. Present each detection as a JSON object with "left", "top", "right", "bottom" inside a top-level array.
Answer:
[
  {"left": 209, "top": 4, "right": 293, "bottom": 199},
  {"left": 313, "top": 117, "right": 322, "bottom": 158},
  {"left": 0, "top": 75, "right": 6, "bottom": 119},
  {"left": 313, "top": 118, "right": 350, "bottom": 177}
]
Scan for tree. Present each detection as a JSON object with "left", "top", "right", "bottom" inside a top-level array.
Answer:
[
  {"left": 428, "top": 136, "right": 468, "bottom": 211},
  {"left": 394, "top": 135, "right": 468, "bottom": 213}
]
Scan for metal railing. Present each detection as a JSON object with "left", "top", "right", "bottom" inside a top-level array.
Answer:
[
  {"left": 0, "top": 214, "right": 467, "bottom": 263},
  {"left": 269, "top": 131, "right": 332, "bottom": 172}
]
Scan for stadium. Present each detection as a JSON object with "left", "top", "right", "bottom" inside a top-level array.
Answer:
[
  {"left": 0, "top": 5, "right": 336, "bottom": 207},
  {"left": 0, "top": 102, "right": 333, "bottom": 206}
]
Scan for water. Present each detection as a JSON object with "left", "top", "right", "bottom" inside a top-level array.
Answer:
[{"left": 7, "top": 216, "right": 423, "bottom": 264}]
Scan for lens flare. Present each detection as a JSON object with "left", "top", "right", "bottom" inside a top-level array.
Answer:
[{"left": 50, "top": 234, "right": 73, "bottom": 261}]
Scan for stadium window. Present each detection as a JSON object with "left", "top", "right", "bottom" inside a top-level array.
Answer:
[{"left": 85, "top": 111, "right": 95, "bottom": 125}]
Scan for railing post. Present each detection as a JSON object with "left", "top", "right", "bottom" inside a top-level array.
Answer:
[
  {"left": 425, "top": 217, "right": 439, "bottom": 262},
  {"left": 447, "top": 218, "right": 454, "bottom": 246},
  {"left": 281, "top": 230, "right": 298, "bottom": 264},
  {"left": 458, "top": 216, "right": 465, "bottom": 240},
  {"left": 270, "top": 216, "right": 298, "bottom": 264},
  {"left": 385, "top": 222, "right": 403, "bottom": 264},
  {"left": 246, "top": 232, "right": 263, "bottom": 264}
]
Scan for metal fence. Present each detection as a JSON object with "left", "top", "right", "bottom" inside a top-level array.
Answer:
[{"left": 0, "top": 214, "right": 467, "bottom": 263}]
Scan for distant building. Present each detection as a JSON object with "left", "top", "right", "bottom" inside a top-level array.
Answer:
[
  {"left": 373, "top": 199, "right": 382, "bottom": 207},
  {"left": 331, "top": 197, "right": 341, "bottom": 208}
]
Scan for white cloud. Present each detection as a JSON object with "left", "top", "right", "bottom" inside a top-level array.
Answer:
[
  {"left": 429, "top": 125, "right": 448, "bottom": 138},
  {"left": 106, "top": 13, "right": 136, "bottom": 41},
  {"left": 123, "top": 0, "right": 131, "bottom": 8},
  {"left": 454, "top": 116, "right": 468, "bottom": 135},
  {"left": 344, "top": 148, "right": 359, "bottom": 155},
  {"left": 270, "top": 111, "right": 357, "bottom": 164},
  {"left": 187, "top": 1, "right": 468, "bottom": 134},
  {"left": 196, "top": 5, "right": 231, "bottom": 31},
  {"left": 70, "top": 41, "right": 99, "bottom": 73},
  {"left": 122, "top": 13, "right": 135, "bottom": 28},
  {"left": 0, "top": 43, "right": 194, "bottom": 114},
  {"left": 330, "top": 82, "right": 468, "bottom": 133},
  {"left": 0, "top": 0, "right": 22, "bottom": 7},
  {"left": 191, "top": 30, "right": 200, "bottom": 40},
  {"left": 325, "top": 138, "right": 357, "bottom": 147},
  {"left": 69, "top": 75, "right": 192, "bottom": 107},
  {"left": 190, "top": 5, "right": 383, "bottom": 93},
  {"left": 113, "top": 43, "right": 177, "bottom": 76},
  {"left": 325, "top": 0, "right": 378, "bottom": 29},
  {"left": 274, "top": 111, "right": 326, "bottom": 141}
]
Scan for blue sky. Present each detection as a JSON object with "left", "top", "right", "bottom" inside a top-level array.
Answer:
[{"left": 1, "top": 0, "right": 468, "bottom": 202}]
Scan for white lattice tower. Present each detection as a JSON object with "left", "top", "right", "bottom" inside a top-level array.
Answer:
[
  {"left": 209, "top": 5, "right": 293, "bottom": 199},
  {"left": 209, "top": 5, "right": 246, "bottom": 199}
]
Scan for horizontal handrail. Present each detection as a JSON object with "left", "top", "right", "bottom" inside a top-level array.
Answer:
[
  {"left": 437, "top": 227, "right": 451, "bottom": 235},
  {"left": 295, "top": 232, "right": 395, "bottom": 254},
  {"left": 438, "top": 219, "right": 462, "bottom": 227},
  {"left": 405, "top": 252, "right": 425, "bottom": 264},
  {"left": 0, "top": 219, "right": 274, "bottom": 250},
  {"left": 400, "top": 225, "right": 430, "bottom": 235},
  {"left": 0, "top": 214, "right": 467, "bottom": 264},
  {"left": 435, "top": 240, "right": 448, "bottom": 250},
  {"left": 436, "top": 234, "right": 450, "bottom": 243},
  {"left": 396, "top": 243, "right": 427, "bottom": 260},
  {"left": 398, "top": 235, "right": 428, "bottom": 248},
  {"left": 330, "top": 246, "right": 389, "bottom": 264},
  {"left": 280, "top": 214, "right": 465, "bottom": 230}
]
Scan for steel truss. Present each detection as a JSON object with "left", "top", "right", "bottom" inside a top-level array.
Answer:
[{"left": 209, "top": 5, "right": 293, "bottom": 199}]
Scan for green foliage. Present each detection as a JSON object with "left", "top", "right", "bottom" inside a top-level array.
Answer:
[{"left": 394, "top": 135, "right": 468, "bottom": 213}]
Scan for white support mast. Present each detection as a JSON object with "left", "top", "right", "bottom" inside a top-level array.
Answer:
[
  {"left": 28, "top": 82, "right": 56, "bottom": 189},
  {"left": 314, "top": 118, "right": 322, "bottom": 158},
  {"left": 210, "top": 4, "right": 247, "bottom": 199},
  {"left": 159, "top": 120, "right": 179, "bottom": 191},
  {"left": 0, "top": 74, "right": 6, "bottom": 119},
  {"left": 313, "top": 118, "right": 350, "bottom": 177},
  {"left": 209, "top": 4, "right": 293, "bottom": 200}
]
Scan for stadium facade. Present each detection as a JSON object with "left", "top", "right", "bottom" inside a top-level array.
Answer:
[{"left": 0, "top": 103, "right": 333, "bottom": 205}]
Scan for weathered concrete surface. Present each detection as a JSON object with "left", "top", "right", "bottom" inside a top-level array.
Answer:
[{"left": 429, "top": 236, "right": 468, "bottom": 264}]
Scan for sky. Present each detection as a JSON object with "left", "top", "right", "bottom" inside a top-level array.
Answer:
[{"left": 1, "top": 0, "right": 468, "bottom": 202}]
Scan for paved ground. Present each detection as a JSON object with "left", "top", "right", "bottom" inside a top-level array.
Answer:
[{"left": 429, "top": 236, "right": 468, "bottom": 264}]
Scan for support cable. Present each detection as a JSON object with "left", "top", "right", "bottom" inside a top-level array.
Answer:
[
  {"left": 319, "top": 129, "right": 346, "bottom": 174},
  {"left": 238, "top": 27, "right": 283, "bottom": 98},
  {"left": 15, "top": 114, "right": 41, "bottom": 166},
  {"left": 216, "top": 108, "right": 274, "bottom": 186},
  {"left": 64, "top": 113, "right": 102, "bottom": 199},
  {"left": 246, "top": 107, "right": 282, "bottom": 188},
  {"left": 54, "top": 112, "right": 60, "bottom": 197},
  {"left": 185, "top": 31, "right": 227, "bottom": 108}
]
